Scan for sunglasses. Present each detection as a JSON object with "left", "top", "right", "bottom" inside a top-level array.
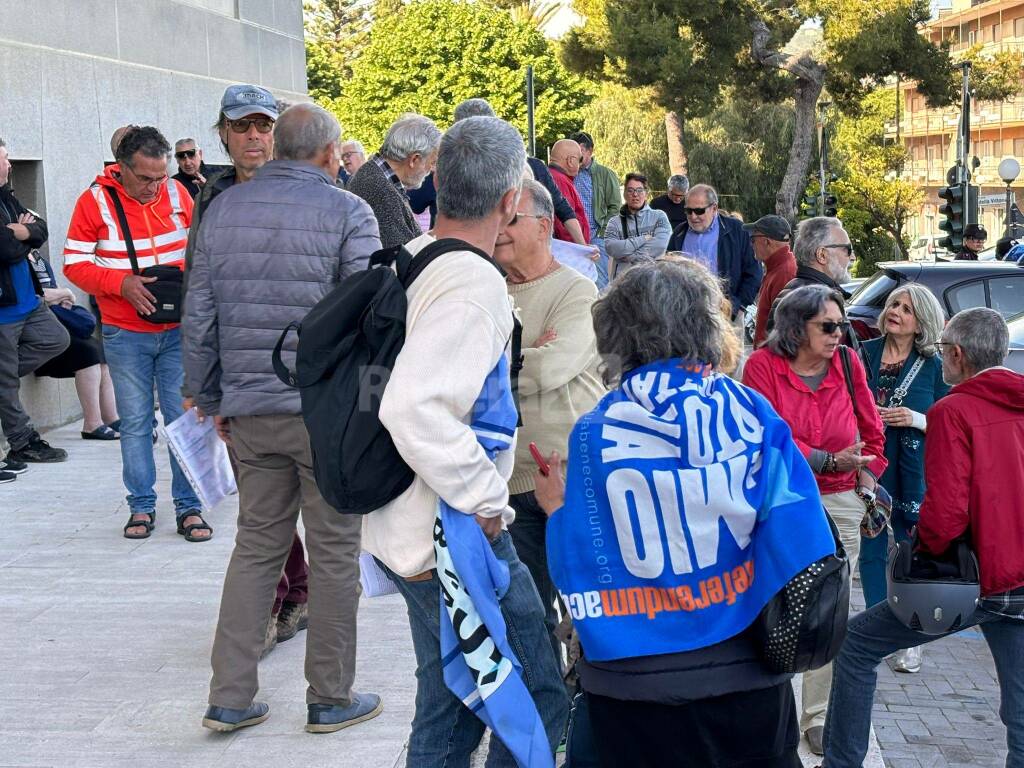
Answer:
[
  {"left": 812, "top": 320, "right": 851, "bottom": 335},
  {"left": 509, "top": 212, "right": 547, "bottom": 226},
  {"left": 823, "top": 243, "right": 854, "bottom": 257},
  {"left": 174, "top": 149, "right": 197, "bottom": 160},
  {"left": 684, "top": 206, "right": 712, "bottom": 216},
  {"left": 226, "top": 117, "right": 274, "bottom": 134}
]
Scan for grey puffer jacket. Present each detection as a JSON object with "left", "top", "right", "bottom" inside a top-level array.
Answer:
[{"left": 182, "top": 160, "right": 381, "bottom": 417}]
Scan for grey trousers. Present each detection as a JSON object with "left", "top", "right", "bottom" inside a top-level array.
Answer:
[
  {"left": 0, "top": 302, "right": 70, "bottom": 449},
  {"left": 208, "top": 413, "right": 362, "bottom": 709}
]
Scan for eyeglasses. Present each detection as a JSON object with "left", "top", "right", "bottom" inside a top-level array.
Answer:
[
  {"left": 823, "top": 243, "right": 855, "bottom": 257},
  {"left": 174, "top": 149, "right": 197, "bottom": 160},
  {"left": 931, "top": 341, "right": 956, "bottom": 353},
  {"left": 625, "top": 187, "right": 647, "bottom": 196},
  {"left": 226, "top": 117, "right": 274, "bottom": 134},
  {"left": 509, "top": 212, "right": 548, "bottom": 226},
  {"left": 684, "top": 206, "right": 712, "bottom": 216},
  {"left": 811, "top": 320, "right": 851, "bottom": 335},
  {"left": 341, "top": 151, "right": 362, "bottom": 160},
  {"left": 121, "top": 163, "right": 167, "bottom": 187}
]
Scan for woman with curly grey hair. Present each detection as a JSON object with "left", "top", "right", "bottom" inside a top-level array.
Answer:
[
  {"left": 532, "top": 261, "right": 836, "bottom": 767},
  {"left": 742, "top": 284, "right": 888, "bottom": 755},
  {"left": 858, "top": 284, "right": 949, "bottom": 674}
]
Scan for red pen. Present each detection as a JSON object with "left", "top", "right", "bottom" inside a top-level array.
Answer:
[{"left": 529, "top": 442, "right": 550, "bottom": 476}]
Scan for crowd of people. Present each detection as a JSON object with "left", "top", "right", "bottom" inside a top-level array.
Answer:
[{"left": 1, "top": 82, "right": 1022, "bottom": 768}]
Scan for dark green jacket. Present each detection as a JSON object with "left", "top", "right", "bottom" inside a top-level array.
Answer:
[{"left": 586, "top": 159, "right": 621, "bottom": 236}]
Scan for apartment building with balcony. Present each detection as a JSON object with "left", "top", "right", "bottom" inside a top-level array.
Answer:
[{"left": 888, "top": 0, "right": 1024, "bottom": 244}]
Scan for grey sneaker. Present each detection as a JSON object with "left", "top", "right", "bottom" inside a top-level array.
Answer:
[
  {"left": 306, "top": 692, "right": 383, "bottom": 733},
  {"left": 202, "top": 702, "right": 269, "bottom": 732},
  {"left": 276, "top": 600, "right": 308, "bottom": 643},
  {"left": 260, "top": 614, "right": 278, "bottom": 659}
]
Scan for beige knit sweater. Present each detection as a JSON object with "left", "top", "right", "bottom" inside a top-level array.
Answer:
[{"left": 506, "top": 265, "right": 606, "bottom": 495}]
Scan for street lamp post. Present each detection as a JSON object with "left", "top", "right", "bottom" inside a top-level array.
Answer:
[{"left": 998, "top": 157, "right": 1020, "bottom": 241}]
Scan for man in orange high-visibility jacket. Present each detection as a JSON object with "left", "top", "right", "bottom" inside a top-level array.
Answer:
[{"left": 63, "top": 126, "right": 208, "bottom": 543}]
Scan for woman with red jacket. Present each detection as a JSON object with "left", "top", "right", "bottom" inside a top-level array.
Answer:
[{"left": 742, "top": 284, "right": 887, "bottom": 756}]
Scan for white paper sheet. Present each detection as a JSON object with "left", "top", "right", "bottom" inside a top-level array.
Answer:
[
  {"left": 163, "top": 408, "right": 237, "bottom": 512},
  {"left": 551, "top": 239, "right": 599, "bottom": 282},
  {"left": 359, "top": 551, "right": 399, "bottom": 597}
]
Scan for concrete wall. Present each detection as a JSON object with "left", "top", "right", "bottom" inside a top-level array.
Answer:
[{"left": 0, "top": 0, "right": 307, "bottom": 438}]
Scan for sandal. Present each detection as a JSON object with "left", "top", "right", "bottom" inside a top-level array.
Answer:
[
  {"left": 82, "top": 425, "right": 119, "bottom": 441},
  {"left": 123, "top": 511, "right": 155, "bottom": 539},
  {"left": 177, "top": 512, "right": 213, "bottom": 543}
]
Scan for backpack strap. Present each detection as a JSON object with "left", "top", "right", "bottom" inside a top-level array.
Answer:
[
  {"left": 838, "top": 345, "right": 857, "bottom": 411},
  {"left": 104, "top": 187, "right": 141, "bottom": 276},
  {"left": 401, "top": 237, "right": 495, "bottom": 288},
  {"left": 510, "top": 314, "right": 524, "bottom": 427}
]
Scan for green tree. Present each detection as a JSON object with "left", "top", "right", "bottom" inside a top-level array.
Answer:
[
  {"left": 335, "top": 0, "right": 593, "bottom": 152},
  {"left": 561, "top": 0, "right": 958, "bottom": 219},
  {"left": 582, "top": 83, "right": 669, "bottom": 186},
  {"left": 304, "top": 0, "right": 372, "bottom": 103}
]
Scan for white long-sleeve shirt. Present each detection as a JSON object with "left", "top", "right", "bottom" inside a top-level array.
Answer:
[{"left": 362, "top": 233, "right": 517, "bottom": 577}]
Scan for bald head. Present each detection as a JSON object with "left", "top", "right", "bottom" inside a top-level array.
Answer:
[
  {"left": 110, "top": 125, "right": 138, "bottom": 156},
  {"left": 550, "top": 139, "right": 582, "bottom": 178}
]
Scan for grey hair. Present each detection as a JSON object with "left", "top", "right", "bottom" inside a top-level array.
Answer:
[
  {"left": 435, "top": 116, "right": 526, "bottom": 222},
  {"left": 883, "top": 284, "right": 946, "bottom": 358},
  {"left": 686, "top": 183, "right": 718, "bottom": 206},
  {"left": 273, "top": 103, "right": 340, "bottom": 162},
  {"left": 943, "top": 307, "right": 1008, "bottom": 372},
  {"left": 380, "top": 114, "right": 442, "bottom": 162},
  {"left": 174, "top": 138, "right": 197, "bottom": 150},
  {"left": 794, "top": 216, "right": 842, "bottom": 268},
  {"left": 453, "top": 98, "right": 496, "bottom": 122},
  {"left": 592, "top": 260, "right": 731, "bottom": 385},
  {"left": 667, "top": 174, "right": 689, "bottom": 193},
  {"left": 341, "top": 139, "right": 365, "bottom": 155},
  {"left": 520, "top": 178, "right": 554, "bottom": 221},
  {"left": 767, "top": 285, "right": 845, "bottom": 359}
]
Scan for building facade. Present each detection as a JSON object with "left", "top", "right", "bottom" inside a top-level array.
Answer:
[
  {"left": 889, "top": 0, "right": 1024, "bottom": 249},
  {"left": 0, "top": 0, "right": 307, "bottom": 435}
]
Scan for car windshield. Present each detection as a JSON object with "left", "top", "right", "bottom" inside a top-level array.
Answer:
[{"left": 848, "top": 270, "right": 900, "bottom": 307}]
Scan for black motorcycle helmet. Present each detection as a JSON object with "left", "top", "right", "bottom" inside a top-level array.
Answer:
[{"left": 887, "top": 535, "right": 980, "bottom": 635}]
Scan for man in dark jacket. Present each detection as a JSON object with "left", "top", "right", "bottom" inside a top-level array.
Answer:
[
  {"left": 0, "top": 138, "right": 69, "bottom": 469},
  {"left": 766, "top": 216, "right": 864, "bottom": 356},
  {"left": 823, "top": 307, "right": 1024, "bottom": 768},
  {"left": 172, "top": 138, "right": 211, "bottom": 199},
  {"left": 347, "top": 113, "right": 441, "bottom": 249},
  {"left": 667, "top": 183, "right": 761, "bottom": 319},
  {"left": 184, "top": 103, "right": 383, "bottom": 735},
  {"left": 954, "top": 223, "right": 987, "bottom": 261}
]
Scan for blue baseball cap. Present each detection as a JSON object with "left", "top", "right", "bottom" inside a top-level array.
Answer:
[{"left": 220, "top": 84, "right": 279, "bottom": 121}]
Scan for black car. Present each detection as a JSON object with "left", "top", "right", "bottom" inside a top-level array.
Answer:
[{"left": 847, "top": 261, "right": 1024, "bottom": 338}]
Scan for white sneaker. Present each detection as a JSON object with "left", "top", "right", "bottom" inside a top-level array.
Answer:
[{"left": 893, "top": 646, "right": 922, "bottom": 673}]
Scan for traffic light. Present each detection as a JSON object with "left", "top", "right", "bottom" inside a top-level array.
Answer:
[
  {"left": 823, "top": 194, "right": 838, "bottom": 218},
  {"left": 800, "top": 192, "right": 819, "bottom": 219},
  {"left": 938, "top": 183, "right": 965, "bottom": 252}
]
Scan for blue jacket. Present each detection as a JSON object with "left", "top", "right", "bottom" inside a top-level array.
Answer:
[
  {"left": 863, "top": 337, "right": 949, "bottom": 521},
  {"left": 668, "top": 214, "right": 761, "bottom": 317}
]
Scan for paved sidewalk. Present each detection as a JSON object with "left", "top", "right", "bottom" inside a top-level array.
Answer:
[{"left": 3, "top": 423, "right": 996, "bottom": 768}]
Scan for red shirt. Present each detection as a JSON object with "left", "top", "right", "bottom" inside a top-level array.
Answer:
[
  {"left": 548, "top": 165, "right": 590, "bottom": 243},
  {"left": 917, "top": 368, "right": 1024, "bottom": 595},
  {"left": 754, "top": 246, "right": 796, "bottom": 347},
  {"left": 742, "top": 346, "right": 887, "bottom": 495}
]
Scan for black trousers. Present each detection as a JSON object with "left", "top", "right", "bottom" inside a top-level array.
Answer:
[
  {"left": 585, "top": 682, "right": 802, "bottom": 768},
  {"left": 508, "top": 490, "right": 561, "bottom": 668}
]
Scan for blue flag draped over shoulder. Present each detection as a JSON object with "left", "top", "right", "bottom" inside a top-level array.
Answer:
[
  {"left": 433, "top": 354, "right": 553, "bottom": 768},
  {"left": 546, "top": 359, "right": 835, "bottom": 662}
]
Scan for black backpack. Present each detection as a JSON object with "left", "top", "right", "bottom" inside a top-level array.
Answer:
[{"left": 272, "top": 238, "right": 522, "bottom": 515}]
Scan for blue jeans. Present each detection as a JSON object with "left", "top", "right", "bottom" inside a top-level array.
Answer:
[
  {"left": 381, "top": 531, "right": 568, "bottom": 768},
  {"left": 858, "top": 505, "right": 915, "bottom": 608},
  {"left": 591, "top": 237, "right": 608, "bottom": 290},
  {"left": 101, "top": 324, "right": 199, "bottom": 519},
  {"left": 823, "top": 601, "right": 1024, "bottom": 767}
]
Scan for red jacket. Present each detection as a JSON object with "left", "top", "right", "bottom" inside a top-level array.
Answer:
[
  {"left": 548, "top": 165, "right": 590, "bottom": 244},
  {"left": 742, "top": 346, "right": 887, "bottom": 495},
  {"left": 917, "top": 368, "right": 1024, "bottom": 595},
  {"left": 63, "top": 165, "right": 192, "bottom": 333},
  {"left": 753, "top": 246, "right": 796, "bottom": 347}
]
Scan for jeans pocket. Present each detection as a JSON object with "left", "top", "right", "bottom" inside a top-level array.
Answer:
[{"left": 101, "top": 324, "right": 122, "bottom": 340}]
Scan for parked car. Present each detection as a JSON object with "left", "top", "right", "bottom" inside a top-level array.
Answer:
[
  {"left": 847, "top": 261, "right": 1024, "bottom": 338},
  {"left": 909, "top": 234, "right": 948, "bottom": 261}
]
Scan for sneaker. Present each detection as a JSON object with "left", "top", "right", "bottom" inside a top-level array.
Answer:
[
  {"left": 805, "top": 725, "right": 824, "bottom": 756},
  {"left": 0, "top": 470, "right": 15, "bottom": 485},
  {"left": 0, "top": 457, "right": 28, "bottom": 474},
  {"left": 7, "top": 434, "right": 67, "bottom": 463},
  {"left": 260, "top": 614, "right": 278, "bottom": 659},
  {"left": 893, "top": 646, "right": 922, "bottom": 673},
  {"left": 306, "top": 692, "right": 383, "bottom": 733},
  {"left": 276, "top": 601, "right": 309, "bottom": 643},
  {"left": 202, "top": 702, "right": 270, "bottom": 732}
]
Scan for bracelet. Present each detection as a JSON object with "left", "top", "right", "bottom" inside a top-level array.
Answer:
[{"left": 824, "top": 452, "right": 837, "bottom": 473}]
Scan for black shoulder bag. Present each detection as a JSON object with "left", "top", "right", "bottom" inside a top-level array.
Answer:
[{"left": 105, "top": 187, "right": 184, "bottom": 324}]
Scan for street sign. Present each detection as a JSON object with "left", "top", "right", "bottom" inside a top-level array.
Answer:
[{"left": 978, "top": 193, "right": 1013, "bottom": 207}]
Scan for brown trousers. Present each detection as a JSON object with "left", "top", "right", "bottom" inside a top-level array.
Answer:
[{"left": 208, "top": 414, "right": 362, "bottom": 708}]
